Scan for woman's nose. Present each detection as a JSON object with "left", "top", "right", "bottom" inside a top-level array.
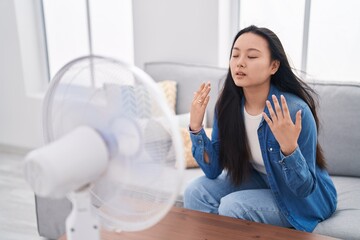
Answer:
[{"left": 236, "top": 57, "right": 246, "bottom": 68}]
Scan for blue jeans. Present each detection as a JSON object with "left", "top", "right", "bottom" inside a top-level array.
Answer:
[{"left": 184, "top": 170, "right": 292, "bottom": 228}]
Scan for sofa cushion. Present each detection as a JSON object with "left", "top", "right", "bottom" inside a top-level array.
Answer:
[
  {"left": 313, "top": 176, "right": 360, "bottom": 239},
  {"left": 175, "top": 112, "right": 207, "bottom": 128},
  {"left": 175, "top": 168, "right": 204, "bottom": 206},
  {"left": 311, "top": 82, "right": 360, "bottom": 177}
]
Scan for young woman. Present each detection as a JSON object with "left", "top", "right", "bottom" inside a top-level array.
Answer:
[{"left": 184, "top": 25, "right": 337, "bottom": 232}]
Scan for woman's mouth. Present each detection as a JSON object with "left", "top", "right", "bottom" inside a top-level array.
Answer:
[{"left": 236, "top": 71, "right": 246, "bottom": 77}]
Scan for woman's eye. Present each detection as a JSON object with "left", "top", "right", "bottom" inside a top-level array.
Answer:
[
  {"left": 232, "top": 55, "right": 239, "bottom": 58},
  {"left": 248, "top": 56, "right": 257, "bottom": 59}
]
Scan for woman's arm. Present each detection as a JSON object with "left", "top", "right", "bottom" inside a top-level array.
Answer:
[
  {"left": 189, "top": 82, "right": 223, "bottom": 179},
  {"left": 263, "top": 95, "right": 317, "bottom": 197},
  {"left": 277, "top": 106, "right": 317, "bottom": 197},
  {"left": 190, "top": 116, "right": 223, "bottom": 179}
]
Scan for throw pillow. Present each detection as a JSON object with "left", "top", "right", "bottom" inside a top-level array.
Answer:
[
  {"left": 180, "top": 127, "right": 213, "bottom": 168},
  {"left": 154, "top": 80, "right": 177, "bottom": 115}
]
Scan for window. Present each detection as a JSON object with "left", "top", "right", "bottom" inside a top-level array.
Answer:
[
  {"left": 307, "top": 0, "right": 360, "bottom": 82},
  {"left": 239, "top": 0, "right": 305, "bottom": 72},
  {"left": 229, "top": 0, "right": 360, "bottom": 82},
  {"left": 42, "top": 0, "right": 134, "bottom": 79}
]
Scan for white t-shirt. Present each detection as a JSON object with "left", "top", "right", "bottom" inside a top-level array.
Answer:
[{"left": 244, "top": 109, "right": 267, "bottom": 174}]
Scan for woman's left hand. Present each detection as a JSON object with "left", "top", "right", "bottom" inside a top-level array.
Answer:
[{"left": 262, "top": 95, "right": 302, "bottom": 156}]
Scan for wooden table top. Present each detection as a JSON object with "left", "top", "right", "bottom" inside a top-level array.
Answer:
[{"left": 59, "top": 207, "right": 338, "bottom": 240}]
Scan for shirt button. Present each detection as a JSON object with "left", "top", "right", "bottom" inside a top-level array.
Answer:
[
  {"left": 269, "top": 147, "right": 273, "bottom": 152},
  {"left": 198, "top": 140, "right": 202, "bottom": 144}
]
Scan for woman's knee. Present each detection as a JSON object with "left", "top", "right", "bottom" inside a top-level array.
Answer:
[
  {"left": 218, "top": 190, "right": 264, "bottom": 219},
  {"left": 218, "top": 193, "right": 243, "bottom": 218},
  {"left": 218, "top": 190, "right": 291, "bottom": 228},
  {"left": 183, "top": 183, "right": 198, "bottom": 206},
  {"left": 183, "top": 177, "right": 208, "bottom": 207}
]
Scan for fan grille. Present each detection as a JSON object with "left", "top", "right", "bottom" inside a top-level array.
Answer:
[{"left": 43, "top": 56, "right": 184, "bottom": 231}]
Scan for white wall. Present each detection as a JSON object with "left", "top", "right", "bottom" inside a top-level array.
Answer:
[
  {"left": 0, "top": 0, "right": 221, "bottom": 149},
  {"left": 133, "top": 0, "right": 219, "bottom": 68},
  {"left": 0, "top": 0, "right": 45, "bottom": 150}
]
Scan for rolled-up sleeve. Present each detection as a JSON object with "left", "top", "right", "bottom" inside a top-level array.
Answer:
[
  {"left": 277, "top": 107, "right": 317, "bottom": 198},
  {"left": 190, "top": 117, "right": 223, "bottom": 179}
]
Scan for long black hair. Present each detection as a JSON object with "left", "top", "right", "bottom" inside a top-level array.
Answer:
[{"left": 215, "top": 25, "right": 326, "bottom": 185}]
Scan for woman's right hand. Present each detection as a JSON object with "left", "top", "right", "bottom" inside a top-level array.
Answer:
[{"left": 190, "top": 82, "right": 211, "bottom": 132}]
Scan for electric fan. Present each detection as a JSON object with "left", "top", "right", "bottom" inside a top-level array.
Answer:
[{"left": 23, "top": 56, "right": 184, "bottom": 240}]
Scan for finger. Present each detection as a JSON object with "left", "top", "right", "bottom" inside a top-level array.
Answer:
[
  {"left": 295, "top": 110, "right": 302, "bottom": 131},
  {"left": 262, "top": 112, "right": 273, "bottom": 129},
  {"left": 194, "top": 83, "right": 206, "bottom": 100},
  {"left": 202, "top": 83, "right": 211, "bottom": 99},
  {"left": 197, "top": 83, "right": 211, "bottom": 104},
  {"left": 272, "top": 95, "right": 283, "bottom": 119},
  {"left": 198, "top": 82, "right": 206, "bottom": 92},
  {"left": 280, "top": 95, "right": 291, "bottom": 119},
  {"left": 201, "top": 95, "right": 210, "bottom": 108},
  {"left": 266, "top": 100, "right": 277, "bottom": 121},
  {"left": 193, "top": 83, "right": 206, "bottom": 103}
]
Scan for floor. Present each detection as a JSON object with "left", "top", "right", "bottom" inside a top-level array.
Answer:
[{"left": 0, "top": 150, "right": 46, "bottom": 240}]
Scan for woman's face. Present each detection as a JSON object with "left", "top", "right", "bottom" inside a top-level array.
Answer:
[{"left": 230, "top": 32, "right": 279, "bottom": 89}]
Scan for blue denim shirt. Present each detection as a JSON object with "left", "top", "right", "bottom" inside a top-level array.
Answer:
[{"left": 190, "top": 84, "right": 337, "bottom": 232}]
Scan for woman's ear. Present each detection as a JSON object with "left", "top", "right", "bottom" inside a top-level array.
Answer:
[{"left": 270, "top": 60, "right": 280, "bottom": 75}]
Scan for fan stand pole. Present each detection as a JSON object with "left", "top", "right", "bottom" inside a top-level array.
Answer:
[{"left": 66, "top": 186, "right": 100, "bottom": 240}]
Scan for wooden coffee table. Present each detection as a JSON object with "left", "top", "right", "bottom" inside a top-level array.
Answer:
[{"left": 59, "top": 207, "right": 338, "bottom": 240}]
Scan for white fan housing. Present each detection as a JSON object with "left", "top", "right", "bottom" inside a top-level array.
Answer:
[{"left": 24, "top": 56, "right": 184, "bottom": 239}]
